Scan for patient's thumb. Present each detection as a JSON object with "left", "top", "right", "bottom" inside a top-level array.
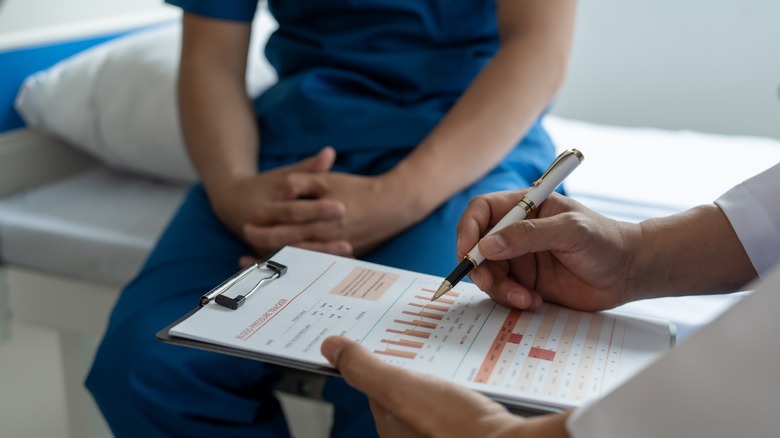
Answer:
[{"left": 297, "top": 146, "right": 336, "bottom": 173}]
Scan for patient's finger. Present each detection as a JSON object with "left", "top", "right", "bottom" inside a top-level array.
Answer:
[
  {"left": 279, "top": 172, "right": 330, "bottom": 200},
  {"left": 238, "top": 241, "right": 352, "bottom": 269},
  {"left": 279, "top": 146, "right": 336, "bottom": 176},
  {"left": 249, "top": 199, "right": 345, "bottom": 225},
  {"left": 243, "top": 219, "right": 347, "bottom": 250},
  {"left": 293, "top": 241, "right": 353, "bottom": 257}
]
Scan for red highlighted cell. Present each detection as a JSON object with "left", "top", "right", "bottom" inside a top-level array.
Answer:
[{"left": 528, "top": 347, "right": 556, "bottom": 361}]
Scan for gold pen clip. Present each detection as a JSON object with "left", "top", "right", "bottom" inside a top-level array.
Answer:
[{"left": 532, "top": 149, "right": 584, "bottom": 187}]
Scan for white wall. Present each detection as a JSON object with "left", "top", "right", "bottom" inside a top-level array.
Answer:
[
  {"left": 553, "top": 0, "right": 780, "bottom": 139},
  {"left": 0, "top": 0, "right": 168, "bottom": 34}
]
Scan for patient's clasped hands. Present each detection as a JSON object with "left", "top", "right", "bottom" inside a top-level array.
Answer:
[
  {"left": 208, "top": 146, "right": 350, "bottom": 257},
  {"left": 217, "top": 146, "right": 425, "bottom": 261}
]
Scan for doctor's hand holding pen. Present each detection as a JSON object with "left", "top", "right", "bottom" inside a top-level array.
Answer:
[
  {"left": 455, "top": 190, "right": 637, "bottom": 312},
  {"left": 456, "top": 190, "right": 754, "bottom": 313}
]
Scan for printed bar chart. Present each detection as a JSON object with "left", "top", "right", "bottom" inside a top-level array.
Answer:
[
  {"left": 375, "top": 291, "right": 449, "bottom": 357},
  {"left": 393, "top": 318, "right": 437, "bottom": 330},
  {"left": 370, "top": 281, "right": 484, "bottom": 364},
  {"left": 381, "top": 339, "right": 424, "bottom": 349},
  {"left": 375, "top": 348, "right": 417, "bottom": 359},
  {"left": 410, "top": 302, "right": 449, "bottom": 312},
  {"left": 470, "top": 304, "right": 626, "bottom": 402},
  {"left": 385, "top": 328, "right": 430, "bottom": 339}
]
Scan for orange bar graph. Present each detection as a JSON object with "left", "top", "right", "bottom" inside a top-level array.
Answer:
[
  {"left": 395, "top": 319, "right": 437, "bottom": 330},
  {"left": 375, "top": 348, "right": 417, "bottom": 359},
  {"left": 409, "top": 302, "right": 449, "bottom": 313},
  {"left": 421, "top": 288, "right": 460, "bottom": 297},
  {"left": 386, "top": 328, "right": 430, "bottom": 339},
  {"left": 381, "top": 339, "right": 424, "bottom": 349},
  {"left": 416, "top": 295, "right": 455, "bottom": 305},
  {"left": 402, "top": 310, "right": 444, "bottom": 320}
]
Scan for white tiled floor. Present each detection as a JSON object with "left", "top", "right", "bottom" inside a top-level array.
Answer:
[{"left": 0, "top": 320, "right": 70, "bottom": 437}]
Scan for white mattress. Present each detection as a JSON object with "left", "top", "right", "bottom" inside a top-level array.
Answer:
[
  {"left": 544, "top": 115, "right": 780, "bottom": 222},
  {"left": 0, "top": 167, "right": 187, "bottom": 286},
  {"left": 1, "top": 116, "right": 778, "bottom": 338}
]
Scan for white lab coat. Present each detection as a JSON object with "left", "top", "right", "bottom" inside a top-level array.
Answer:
[{"left": 567, "top": 162, "right": 780, "bottom": 437}]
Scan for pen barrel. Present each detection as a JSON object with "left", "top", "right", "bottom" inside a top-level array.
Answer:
[
  {"left": 466, "top": 245, "right": 487, "bottom": 265},
  {"left": 445, "top": 258, "right": 476, "bottom": 286},
  {"left": 526, "top": 153, "right": 581, "bottom": 206}
]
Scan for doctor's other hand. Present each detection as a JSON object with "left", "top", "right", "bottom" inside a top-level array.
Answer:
[
  {"left": 321, "top": 336, "right": 570, "bottom": 438},
  {"left": 457, "top": 191, "right": 641, "bottom": 312}
]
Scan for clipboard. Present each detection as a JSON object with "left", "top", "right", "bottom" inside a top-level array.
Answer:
[
  {"left": 156, "top": 255, "right": 341, "bottom": 377},
  {"left": 155, "top": 246, "right": 675, "bottom": 413}
]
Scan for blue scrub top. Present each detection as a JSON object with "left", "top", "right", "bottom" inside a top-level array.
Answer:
[{"left": 166, "top": 0, "right": 500, "bottom": 158}]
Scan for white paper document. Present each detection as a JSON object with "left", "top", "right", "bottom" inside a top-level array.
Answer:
[{"left": 167, "top": 246, "right": 674, "bottom": 411}]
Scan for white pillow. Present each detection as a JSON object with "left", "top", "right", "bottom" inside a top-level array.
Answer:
[{"left": 15, "top": 10, "right": 278, "bottom": 184}]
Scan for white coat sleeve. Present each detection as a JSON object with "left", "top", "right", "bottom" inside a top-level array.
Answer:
[{"left": 714, "top": 162, "right": 780, "bottom": 277}]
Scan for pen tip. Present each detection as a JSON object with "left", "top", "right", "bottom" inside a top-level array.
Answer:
[{"left": 432, "top": 282, "right": 452, "bottom": 302}]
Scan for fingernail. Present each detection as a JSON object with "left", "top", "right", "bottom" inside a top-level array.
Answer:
[
  {"left": 325, "top": 203, "right": 343, "bottom": 216},
  {"left": 506, "top": 290, "right": 527, "bottom": 309},
  {"left": 482, "top": 234, "right": 507, "bottom": 254}
]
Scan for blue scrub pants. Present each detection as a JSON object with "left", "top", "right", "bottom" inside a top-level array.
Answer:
[{"left": 86, "top": 122, "right": 556, "bottom": 436}]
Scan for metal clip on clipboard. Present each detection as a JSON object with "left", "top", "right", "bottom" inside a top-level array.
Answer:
[{"left": 199, "top": 260, "right": 288, "bottom": 310}]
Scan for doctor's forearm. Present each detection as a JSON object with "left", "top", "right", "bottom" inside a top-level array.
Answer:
[{"left": 630, "top": 204, "right": 757, "bottom": 300}]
